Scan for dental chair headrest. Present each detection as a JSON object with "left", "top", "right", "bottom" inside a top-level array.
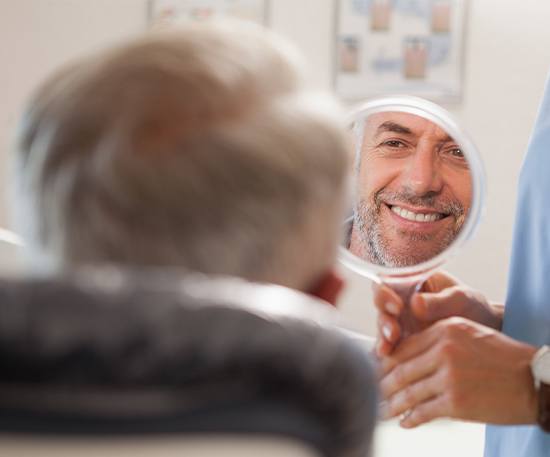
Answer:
[{"left": 0, "top": 268, "right": 378, "bottom": 457}]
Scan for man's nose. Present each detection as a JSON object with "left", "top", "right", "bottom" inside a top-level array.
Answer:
[{"left": 402, "top": 146, "right": 443, "bottom": 195}]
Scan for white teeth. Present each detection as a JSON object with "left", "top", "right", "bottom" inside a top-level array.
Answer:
[{"left": 390, "top": 206, "right": 441, "bottom": 223}]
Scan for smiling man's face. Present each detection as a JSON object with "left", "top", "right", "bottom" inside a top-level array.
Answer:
[{"left": 349, "top": 112, "right": 472, "bottom": 267}]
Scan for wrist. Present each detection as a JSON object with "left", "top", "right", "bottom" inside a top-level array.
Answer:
[
  {"left": 530, "top": 345, "right": 550, "bottom": 431},
  {"left": 513, "top": 342, "right": 538, "bottom": 424},
  {"left": 526, "top": 368, "right": 539, "bottom": 425},
  {"left": 489, "top": 302, "right": 505, "bottom": 331}
]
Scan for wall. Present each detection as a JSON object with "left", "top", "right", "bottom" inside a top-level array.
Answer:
[
  {"left": 2, "top": 0, "right": 550, "bottom": 334},
  {"left": 0, "top": 0, "right": 147, "bottom": 220},
  {"left": 446, "top": 0, "right": 550, "bottom": 298},
  {"left": 271, "top": 0, "right": 550, "bottom": 334}
]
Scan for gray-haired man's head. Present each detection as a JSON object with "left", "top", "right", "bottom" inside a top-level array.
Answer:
[{"left": 13, "top": 22, "right": 351, "bottom": 293}]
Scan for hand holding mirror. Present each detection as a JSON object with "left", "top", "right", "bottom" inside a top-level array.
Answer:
[{"left": 340, "top": 96, "right": 485, "bottom": 338}]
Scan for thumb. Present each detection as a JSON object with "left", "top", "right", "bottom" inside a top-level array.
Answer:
[{"left": 410, "top": 287, "right": 464, "bottom": 322}]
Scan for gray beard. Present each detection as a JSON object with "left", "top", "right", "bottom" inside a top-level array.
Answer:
[{"left": 354, "top": 191, "right": 465, "bottom": 268}]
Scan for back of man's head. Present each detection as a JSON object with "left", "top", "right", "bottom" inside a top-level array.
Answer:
[{"left": 13, "top": 22, "right": 350, "bottom": 293}]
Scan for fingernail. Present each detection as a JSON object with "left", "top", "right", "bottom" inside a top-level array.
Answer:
[
  {"left": 382, "top": 324, "right": 392, "bottom": 340},
  {"left": 400, "top": 419, "right": 414, "bottom": 429},
  {"left": 386, "top": 302, "right": 400, "bottom": 315},
  {"left": 399, "top": 409, "right": 414, "bottom": 427}
]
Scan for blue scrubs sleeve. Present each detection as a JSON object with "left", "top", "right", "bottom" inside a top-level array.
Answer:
[{"left": 485, "top": 73, "right": 550, "bottom": 457}]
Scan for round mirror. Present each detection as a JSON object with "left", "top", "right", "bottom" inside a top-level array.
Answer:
[{"left": 339, "top": 96, "right": 485, "bottom": 333}]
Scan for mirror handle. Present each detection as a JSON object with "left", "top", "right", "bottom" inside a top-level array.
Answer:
[{"left": 388, "top": 279, "right": 427, "bottom": 340}]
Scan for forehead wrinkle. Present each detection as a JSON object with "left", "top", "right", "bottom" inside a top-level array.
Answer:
[
  {"left": 374, "top": 121, "right": 413, "bottom": 138},
  {"left": 436, "top": 134, "right": 455, "bottom": 145},
  {"left": 373, "top": 118, "right": 455, "bottom": 144}
]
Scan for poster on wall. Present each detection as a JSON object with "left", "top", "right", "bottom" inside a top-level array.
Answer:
[
  {"left": 149, "top": 0, "right": 270, "bottom": 27},
  {"left": 335, "top": 0, "right": 467, "bottom": 102}
]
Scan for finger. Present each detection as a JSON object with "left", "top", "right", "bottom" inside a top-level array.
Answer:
[
  {"left": 399, "top": 394, "right": 451, "bottom": 429},
  {"left": 422, "top": 270, "right": 460, "bottom": 293},
  {"left": 377, "top": 313, "right": 401, "bottom": 344},
  {"left": 381, "top": 322, "right": 446, "bottom": 375},
  {"left": 381, "top": 370, "right": 444, "bottom": 420},
  {"left": 411, "top": 286, "right": 464, "bottom": 322},
  {"left": 381, "top": 342, "right": 441, "bottom": 399},
  {"left": 376, "top": 338, "right": 394, "bottom": 358},
  {"left": 372, "top": 283, "right": 403, "bottom": 316}
]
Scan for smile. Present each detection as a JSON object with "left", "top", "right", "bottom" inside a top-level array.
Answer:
[{"left": 389, "top": 205, "right": 446, "bottom": 223}]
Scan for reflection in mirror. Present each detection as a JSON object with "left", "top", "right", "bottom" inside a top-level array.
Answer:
[
  {"left": 346, "top": 111, "right": 472, "bottom": 269},
  {"left": 340, "top": 98, "right": 484, "bottom": 339}
]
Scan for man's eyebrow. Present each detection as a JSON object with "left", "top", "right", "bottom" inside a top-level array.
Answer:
[
  {"left": 374, "top": 122, "right": 457, "bottom": 143},
  {"left": 375, "top": 121, "right": 413, "bottom": 136},
  {"left": 440, "top": 135, "right": 455, "bottom": 143}
]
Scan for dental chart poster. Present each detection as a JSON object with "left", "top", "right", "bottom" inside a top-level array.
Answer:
[
  {"left": 149, "top": 0, "right": 269, "bottom": 26},
  {"left": 335, "top": 0, "right": 467, "bottom": 102}
]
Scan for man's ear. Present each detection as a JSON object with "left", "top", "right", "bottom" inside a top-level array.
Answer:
[{"left": 308, "top": 269, "right": 345, "bottom": 307}]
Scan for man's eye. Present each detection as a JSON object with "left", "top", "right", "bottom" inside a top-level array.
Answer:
[
  {"left": 444, "top": 147, "right": 465, "bottom": 158},
  {"left": 382, "top": 140, "right": 407, "bottom": 148}
]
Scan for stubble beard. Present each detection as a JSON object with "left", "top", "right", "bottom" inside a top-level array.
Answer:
[{"left": 354, "top": 189, "right": 465, "bottom": 268}]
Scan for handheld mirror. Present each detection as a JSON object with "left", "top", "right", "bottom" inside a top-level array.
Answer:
[{"left": 339, "top": 96, "right": 485, "bottom": 337}]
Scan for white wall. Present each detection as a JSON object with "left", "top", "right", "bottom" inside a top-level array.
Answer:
[
  {"left": 0, "top": 0, "right": 147, "bottom": 223},
  {"left": 445, "top": 0, "right": 550, "bottom": 298},
  {"left": 339, "top": 1, "right": 550, "bottom": 334},
  {"left": 2, "top": 0, "right": 550, "bottom": 334}
]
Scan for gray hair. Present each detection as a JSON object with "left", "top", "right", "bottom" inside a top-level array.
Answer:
[{"left": 13, "top": 22, "right": 351, "bottom": 291}]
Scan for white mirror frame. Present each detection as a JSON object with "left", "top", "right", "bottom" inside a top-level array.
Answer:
[{"left": 339, "top": 95, "right": 486, "bottom": 284}]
